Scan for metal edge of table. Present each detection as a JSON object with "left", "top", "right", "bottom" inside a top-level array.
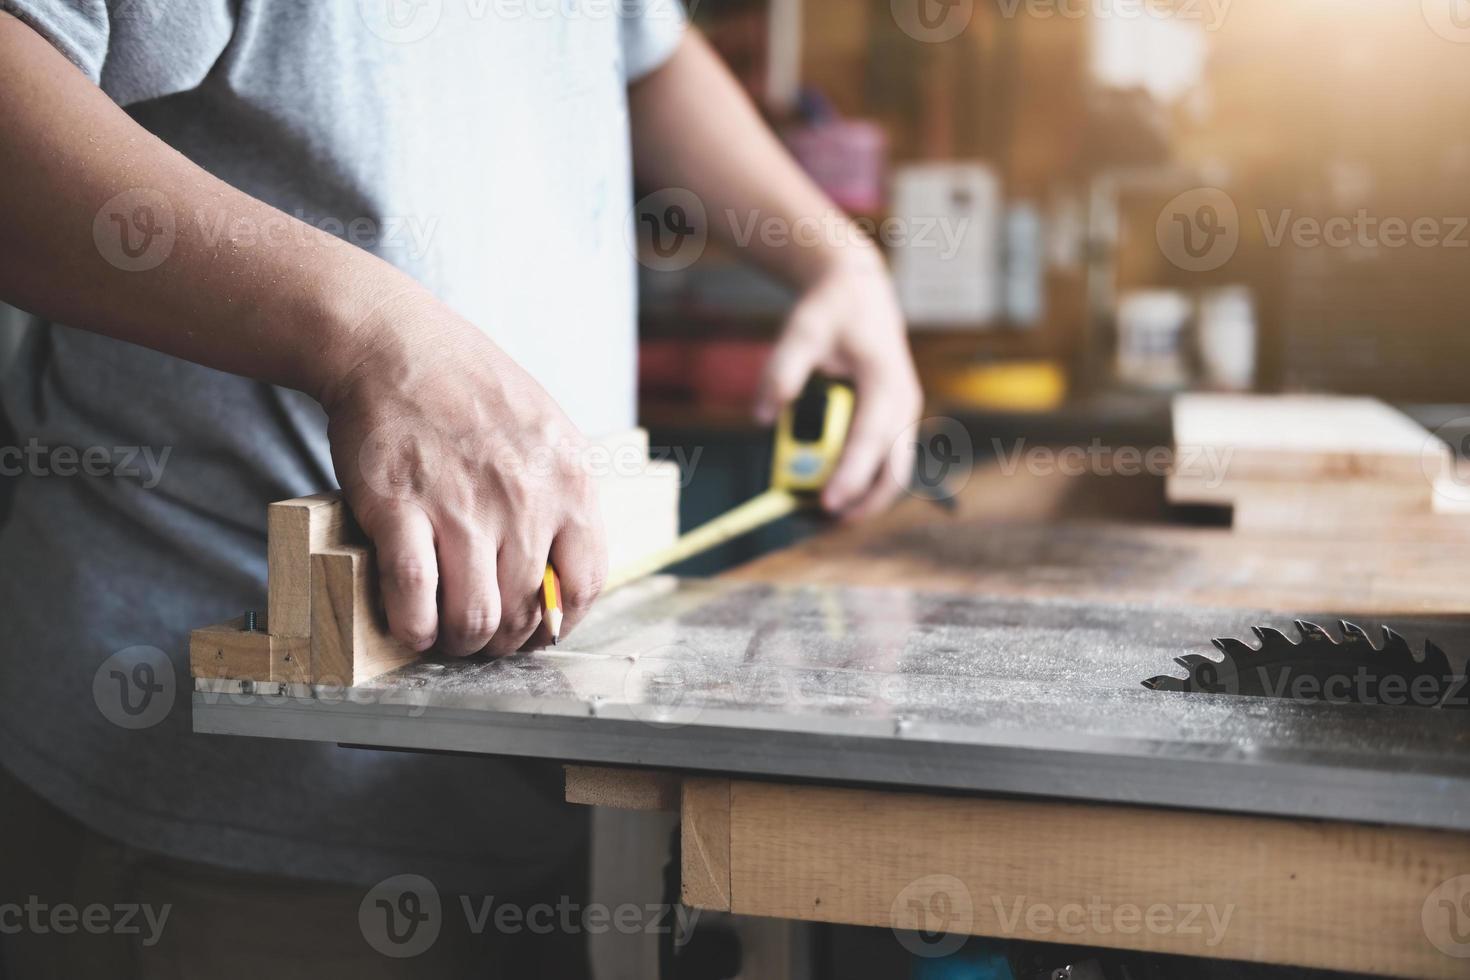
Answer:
[{"left": 191, "top": 690, "right": 1470, "bottom": 831}]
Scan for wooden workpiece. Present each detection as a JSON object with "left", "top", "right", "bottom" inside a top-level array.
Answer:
[{"left": 189, "top": 428, "right": 680, "bottom": 687}]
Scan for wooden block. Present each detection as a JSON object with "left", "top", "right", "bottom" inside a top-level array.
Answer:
[
  {"left": 309, "top": 546, "right": 417, "bottom": 687},
  {"left": 188, "top": 616, "right": 309, "bottom": 684},
  {"left": 723, "top": 780, "right": 1470, "bottom": 978},
  {"left": 565, "top": 766, "right": 680, "bottom": 812},
  {"left": 1172, "top": 394, "right": 1449, "bottom": 489},
  {"left": 681, "top": 778, "right": 732, "bottom": 912},
  {"left": 267, "top": 493, "right": 353, "bottom": 638},
  {"left": 598, "top": 458, "right": 681, "bottom": 573}
]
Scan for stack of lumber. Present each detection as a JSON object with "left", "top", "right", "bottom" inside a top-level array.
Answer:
[
  {"left": 1167, "top": 394, "right": 1464, "bottom": 534},
  {"left": 190, "top": 429, "right": 680, "bottom": 687}
]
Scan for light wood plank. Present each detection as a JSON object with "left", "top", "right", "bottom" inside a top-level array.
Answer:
[
  {"left": 681, "top": 778, "right": 732, "bottom": 912},
  {"left": 565, "top": 766, "right": 680, "bottom": 812},
  {"left": 1171, "top": 394, "right": 1449, "bottom": 490},
  {"left": 309, "top": 546, "right": 417, "bottom": 687},
  {"left": 189, "top": 616, "right": 310, "bottom": 684},
  {"left": 266, "top": 493, "right": 352, "bottom": 638},
  {"left": 724, "top": 781, "right": 1470, "bottom": 978}
]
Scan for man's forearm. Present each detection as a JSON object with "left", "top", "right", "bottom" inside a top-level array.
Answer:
[
  {"left": 0, "top": 12, "right": 408, "bottom": 402},
  {"left": 627, "top": 31, "right": 885, "bottom": 290}
]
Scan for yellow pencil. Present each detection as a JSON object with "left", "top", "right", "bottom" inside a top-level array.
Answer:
[{"left": 542, "top": 564, "right": 563, "bottom": 645}]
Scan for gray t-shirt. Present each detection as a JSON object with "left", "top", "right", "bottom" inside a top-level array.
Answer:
[{"left": 0, "top": 0, "right": 683, "bottom": 889}]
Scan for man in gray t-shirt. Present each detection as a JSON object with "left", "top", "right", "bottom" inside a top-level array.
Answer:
[{"left": 0, "top": 0, "right": 920, "bottom": 973}]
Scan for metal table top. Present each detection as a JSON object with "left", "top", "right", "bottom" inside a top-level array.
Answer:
[{"left": 193, "top": 577, "right": 1470, "bottom": 830}]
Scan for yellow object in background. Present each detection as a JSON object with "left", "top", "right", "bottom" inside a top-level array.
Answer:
[{"left": 931, "top": 360, "right": 1066, "bottom": 413}]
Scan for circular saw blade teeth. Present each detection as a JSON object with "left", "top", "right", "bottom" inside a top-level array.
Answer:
[
  {"left": 1380, "top": 626, "right": 1413, "bottom": 658},
  {"left": 1250, "top": 625, "right": 1293, "bottom": 648},
  {"left": 1338, "top": 620, "right": 1371, "bottom": 643},
  {"left": 1293, "top": 620, "right": 1333, "bottom": 644}
]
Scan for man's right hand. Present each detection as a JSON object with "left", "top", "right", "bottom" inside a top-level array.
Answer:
[{"left": 322, "top": 291, "right": 608, "bottom": 656}]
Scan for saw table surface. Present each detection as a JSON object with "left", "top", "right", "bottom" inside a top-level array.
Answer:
[{"left": 193, "top": 465, "right": 1470, "bottom": 831}]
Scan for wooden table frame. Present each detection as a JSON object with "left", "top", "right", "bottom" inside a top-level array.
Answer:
[{"left": 566, "top": 765, "right": 1470, "bottom": 978}]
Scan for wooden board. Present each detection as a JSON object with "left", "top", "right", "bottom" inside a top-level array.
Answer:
[
  {"left": 681, "top": 778, "right": 732, "bottom": 912},
  {"left": 728, "top": 473, "right": 1470, "bottom": 614},
  {"left": 564, "top": 765, "right": 679, "bottom": 812},
  {"left": 266, "top": 492, "right": 352, "bottom": 638},
  {"left": 1170, "top": 394, "right": 1449, "bottom": 489},
  {"left": 188, "top": 615, "right": 310, "bottom": 684},
  {"left": 309, "top": 547, "right": 418, "bottom": 687},
  {"left": 696, "top": 780, "right": 1470, "bottom": 978}
]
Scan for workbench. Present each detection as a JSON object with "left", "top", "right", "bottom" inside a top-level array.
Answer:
[{"left": 193, "top": 463, "right": 1470, "bottom": 978}]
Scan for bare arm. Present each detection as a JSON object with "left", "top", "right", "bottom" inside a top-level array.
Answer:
[
  {"left": 629, "top": 32, "right": 922, "bottom": 517},
  {"left": 0, "top": 12, "right": 607, "bottom": 654}
]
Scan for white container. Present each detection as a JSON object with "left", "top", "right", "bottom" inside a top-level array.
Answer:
[
  {"left": 1115, "top": 289, "right": 1192, "bottom": 390},
  {"left": 889, "top": 163, "right": 1002, "bottom": 327}
]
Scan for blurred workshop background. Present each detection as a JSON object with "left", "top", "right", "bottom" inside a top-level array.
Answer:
[{"left": 640, "top": 0, "right": 1470, "bottom": 569}]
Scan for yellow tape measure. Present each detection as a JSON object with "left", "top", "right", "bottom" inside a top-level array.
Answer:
[{"left": 603, "top": 379, "right": 854, "bottom": 592}]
